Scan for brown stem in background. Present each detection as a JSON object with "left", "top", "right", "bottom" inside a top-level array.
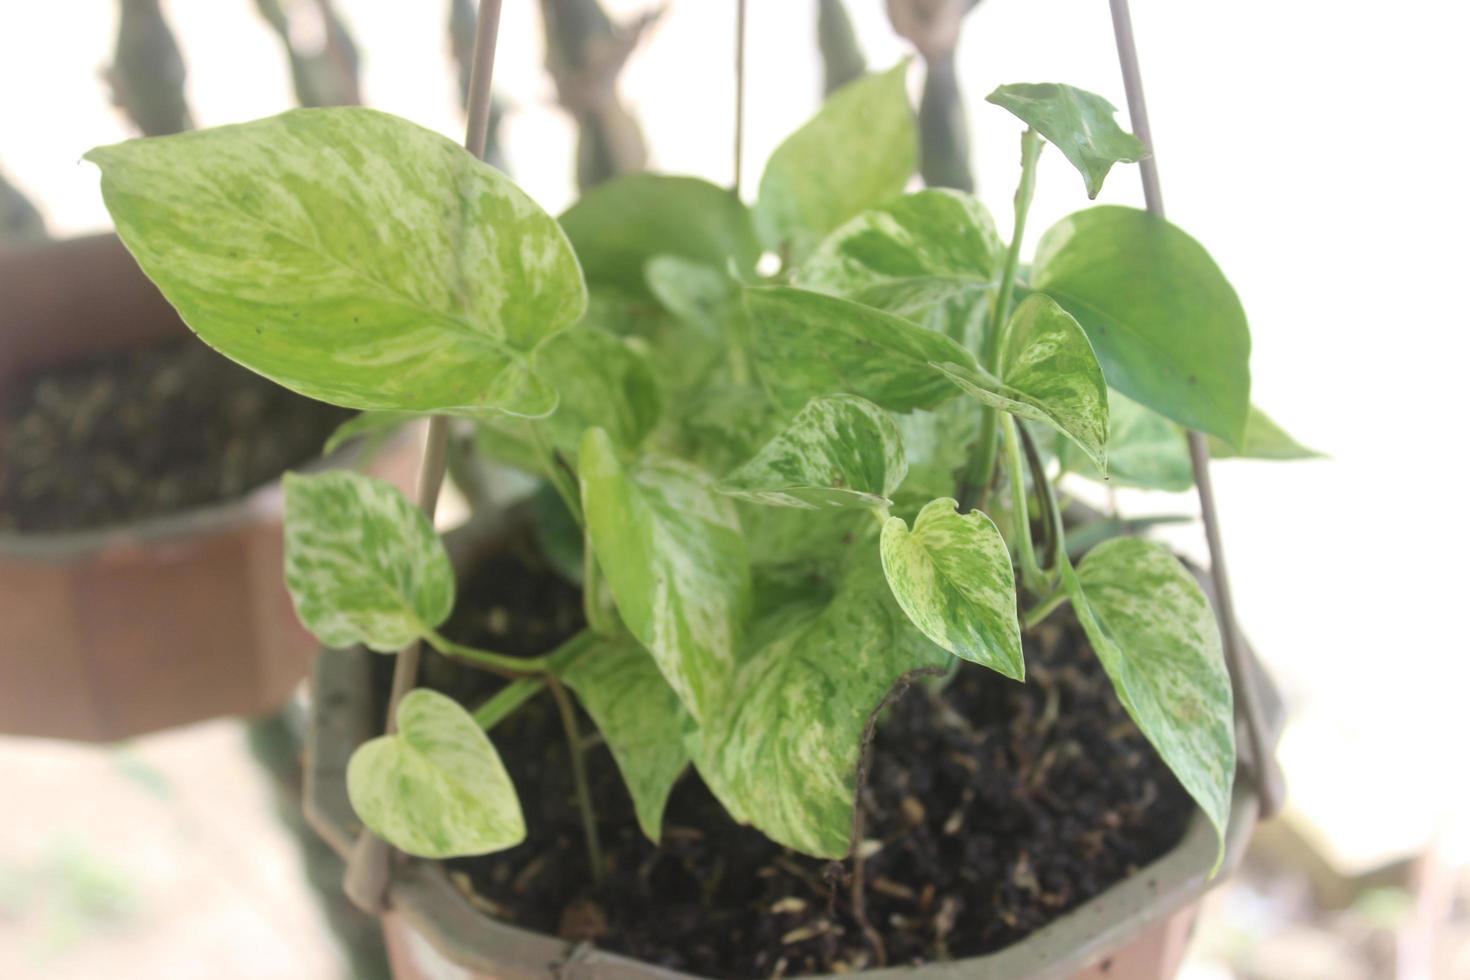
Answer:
[
  {"left": 105, "top": 0, "right": 194, "bottom": 137},
  {"left": 0, "top": 169, "right": 48, "bottom": 242},
  {"left": 733, "top": 0, "right": 747, "bottom": 195},
  {"left": 254, "top": 0, "right": 363, "bottom": 108},
  {"left": 885, "top": 0, "right": 984, "bottom": 192},
  {"left": 817, "top": 0, "right": 866, "bottom": 96},
  {"left": 450, "top": 0, "right": 508, "bottom": 168},
  {"left": 548, "top": 676, "right": 605, "bottom": 884}
]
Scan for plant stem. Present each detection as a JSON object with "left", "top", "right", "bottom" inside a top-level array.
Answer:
[
  {"left": 423, "top": 629, "right": 551, "bottom": 676},
  {"left": 473, "top": 677, "right": 544, "bottom": 730},
  {"left": 547, "top": 676, "right": 605, "bottom": 883},
  {"left": 528, "top": 422, "right": 583, "bottom": 526},
  {"left": 955, "top": 127, "right": 1043, "bottom": 512},
  {"left": 733, "top": 0, "right": 747, "bottom": 196},
  {"left": 1002, "top": 416, "right": 1047, "bottom": 593},
  {"left": 1022, "top": 589, "right": 1068, "bottom": 630}
]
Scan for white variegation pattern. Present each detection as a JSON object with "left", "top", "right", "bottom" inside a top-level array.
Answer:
[
  {"left": 687, "top": 553, "right": 949, "bottom": 858},
  {"left": 556, "top": 634, "right": 689, "bottom": 842},
  {"left": 347, "top": 689, "right": 525, "bottom": 858},
  {"left": 985, "top": 83, "right": 1145, "bottom": 199},
  {"left": 880, "top": 498, "right": 1024, "bottom": 679},
  {"left": 1065, "top": 538, "right": 1237, "bottom": 856},
  {"left": 722, "top": 395, "right": 907, "bottom": 510},
  {"left": 754, "top": 63, "right": 917, "bottom": 262},
  {"left": 87, "top": 108, "right": 586, "bottom": 418},
  {"left": 578, "top": 428, "right": 751, "bottom": 725},
  {"left": 1063, "top": 390, "right": 1193, "bottom": 492},
  {"left": 933, "top": 293, "right": 1109, "bottom": 469},
  {"left": 282, "top": 471, "right": 453, "bottom": 652}
]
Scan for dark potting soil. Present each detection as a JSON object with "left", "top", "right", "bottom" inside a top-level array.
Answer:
[
  {"left": 0, "top": 338, "right": 352, "bottom": 532},
  {"left": 425, "top": 542, "right": 1195, "bottom": 978}
]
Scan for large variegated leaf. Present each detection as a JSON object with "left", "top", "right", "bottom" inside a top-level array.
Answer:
[
  {"left": 282, "top": 471, "right": 452, "bottom": 652},
  {"left": 1064, "top": 538, "right": 1236, "bottom": 855},
  {"left": 560, "top": 174, "right": 759, "bottom": 296},
  {"left": 88, "top": 108, "right": 585, "bottom": 418},
  {"left": 534, "top": 325, "right": 662, "bottom": 456},
  {"left": 880, "top": 498, "right": 1023, "bottom": 679},
  {"left": 687, "top": 553, "right": 949, "bottom": 857},
  {"left": 1032, "top": 206, "right": 1251, "bottom": 444},
  {"left": 755, "top": 63, "right": 917, "bottom": 262},
  {"left": 933, "top": 293, "right": 1110, "bottom": 468},
  {"left": 578, "top": 428, "right": 750, "bottom": 724},
  {"left": 1209, "top": 406, "right": 1322, "bottom": 460},
  {"left": 745, "top": 286, "right": 975, "bottom": 413},
  {"left": 556, "top": 633, "right": 689, "bottom": 842},
  {"left": 986, "top": 83, "right": 1144, "bottom": 199},
  {"left": 722, "top": 395, "right": 907, "bottom": 510},
  {"left": 347, "top": 688, "right": 524, "bottom": 858}
]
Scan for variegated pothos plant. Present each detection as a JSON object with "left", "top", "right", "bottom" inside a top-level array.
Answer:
[{"left": 88, "top": 66, "right": 1314, "bottom": 871}]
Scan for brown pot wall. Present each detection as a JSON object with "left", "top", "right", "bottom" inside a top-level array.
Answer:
[{"left": 0, "top": 234, "right": 423, "bottom": 741}]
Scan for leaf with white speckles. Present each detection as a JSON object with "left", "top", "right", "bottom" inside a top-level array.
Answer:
[
  {"left": 283, "top": 470, "right": 452, "bottom": 652},
  {"left": 880, "top": 498, "right": 1023, "bottom": 679},
  {"left": 687, "top": 550, "right": 948, "bottom": 858},
  {"left": 347, "top": 689, "right": 524, "bottom": 858},
  {"left": 722, "top": 395, "right": 907, "bottom": 510},
  {"left": 1059, "top": 390, "right": 1193, "bottom": 492},
  {"left": 934, "top": 292, "right": 1110, "bottom": 468},
  {"left": 87, "top": 108, "right": 586, "bottom": 418},
  {"left": 578, "top": 428, "right": 750, "bottom": 724},
  {"left": 556, "top": 633, "right": 689, "bottom": 842},
  {"left": 986, "top": 83, "right": 1144, "bottom": 198},
  {"left": 1064, "top": 538, "right": 1236, "bottom": 858}
]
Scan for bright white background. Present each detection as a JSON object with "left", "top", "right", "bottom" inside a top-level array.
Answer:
[{"left": 2, "top": 0, "right": 1467, "bottom": 969}]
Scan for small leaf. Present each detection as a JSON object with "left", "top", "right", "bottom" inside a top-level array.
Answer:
[
  {"left": 646, "top": 255, "right": 738, "bottom": 337},
  {"left": 1064, "top": 538, "right": 1236, "bottom": 856},
  {"left": 560, "top": 174, "right": 759, "bottom": 297},
  {"left": 755, "top": 63, "right": 917, "bottom": 262},
  {"left": 556, "top": 634, "right": 689, "bottom": 842},
  {"left": 745, "top": 285, "right": 975, "bottom": 413},
  {"left": 578, "top": 428, "right": 750, "bottom": 724},
  {"left": 722, "top": 395, "right": 907, "bottom": 510},
  {"left": 934, "top": 293, "right": 1109, "bottom": 468},
  {"left": 322, "top": 411, "right": 421, "bottom": 457},
  {"left": 1062, "top": 391, "right": 1193, "bottom": 492},
  {"left": 88, "top": 108, "right": 585, "bottom": 418},
  {"left": 1033, "top": 206, "right": 1252, "bottom": 444},
  {"left": 1209, "top": 406, "right": 1322, "bottom": 460},
  {"left": 283, "top": 471, "right": 452, "bottom": 652},
  {"left": 347, "top": 689, "right": 525, "bottom": 858},
  {"left": 687, "top": 552, "right": 948, "bottom": 857},
  {"left": 880, "top": 498, "right": 1023, "bottom": 678},
  {"left": 534, "top": 326, "right": 663, "bottom": 456},
  {"left": 986, "top": 83, "right": 1144, "bottom": 198}
]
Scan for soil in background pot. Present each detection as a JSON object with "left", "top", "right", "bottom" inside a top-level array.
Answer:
[
  {"left": 411, "top": 539, "right": 1194, "bottom": 978},
  {"left": 0, "top": 338, "right": 352, "bottom": 532}
]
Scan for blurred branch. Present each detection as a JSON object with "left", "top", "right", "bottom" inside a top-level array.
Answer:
[
  {"left": 450, "top": 0, "right": 507, "bottom": 169},
  {"left": 103, "top": 0, "right": 194, "bottom": 136},
  {"left": 540, "top": 0, "right": 659, "bottom": 190},
  {"left": 886, "top": 0, "right": 982, "bottom": 192},
  {"left": 817, "top": 0, "right": 866, "bottom": 96},
  {"left": 254, "top": 0, "right": 362, "bottom": 108},
  {"left": 1, "top": 168, "right": 49, "bottom": 242}
]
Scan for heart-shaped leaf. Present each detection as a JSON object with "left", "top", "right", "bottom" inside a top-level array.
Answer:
[
  {"left": 556, "top": 633, "right": 689, "bottom": 842},
  {"left": 755, "top": 63, "right": 917, "bottom": 262},
  {"left": 745, "top": 285, "right": 975, "bottom": 413},
  {"left": 283, "top": 470, "right": 452, "bottom": 652},
  {"left": 1032, "top": 205, "right": 1251, "bottom": 444},
  {"left": 88, "top": 108, "right": 586, "bottom": 418},
  {"left": 1063, "top": 538, "right": 1236, "bottom": 858},
  {"left": 347, "top": 688, "right": 525, "bottom": 858},
  {"left": 534, "top": 325, "right": 663, "bottom": 456},
  {"left": 986, "top": 83, "right": 1144, "bottom": 199},
  {"left": 578, "top": 428, "right": 750, "bottom": 724},
  {"left": 880, "top": 498, "right": 1023, "bottom": 679},
  {"left": 722, "top": 394, "right": 907, "bottom": 510},
  {"left": 933, "top": 292, "right": 1110, "bottom": 468}
]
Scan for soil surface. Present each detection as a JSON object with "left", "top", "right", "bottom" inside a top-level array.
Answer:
[
  {"left": 428, "top": 542, "right": 1195, "bottom": 978},
  {"left": 0, "top": 338, "right": 352, "bottom": 532}
]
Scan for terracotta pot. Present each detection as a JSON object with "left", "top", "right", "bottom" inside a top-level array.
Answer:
[
  {"left": 0, "top": 234, "right": 423, "bottom": 741},
  {"left": 304, "top": 542, "right": 1286, "bottom": 980}
]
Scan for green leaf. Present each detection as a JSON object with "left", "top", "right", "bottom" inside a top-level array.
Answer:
[
  {"left": 283, "top": 471, "right": 452, "bottom": 652},
  {"left": 745, "top": 285, "right": 975, "bottom": 413},
  {"left": 645, "top": 255, "right": 738, "bottom": 337},
  {"left": 687, "top": 552, "right": 948, "bottom": 857},
  {"left": 722, "top": 395, "right": 907, "bottom": 510},
  {"left": 556, "top": 634, "right": 689, "bottom": 842},
  {"left": 560, "top": 174, "right": 759, "bottom": 297},
  {"left": 755, "top": 63, "right": 917, "bottom": 262},
  {"left": 985, "top": 83, "right": 1144, "bottom": 199},
  {"left": 880, "top": 498, "right": 1023, "bottom": 679},
  {"left": 1062, "top": 391, "right": 1193, "bottom": 492},
  {"left": 535, "top": 326, "right": 662, "bottom": 456},
  {"left": 578, "top": 428, "right": 750, "bottom": 724},
  {"left": 87, "top": 108, "right": 586, "bottom": 419},
  {"left": 322, "top": 411, "right": 421, "bottom": 457},
  {"left": 1063, "top": 539, "right": 1236, "bottom": 855},
  {"left": 1032, "top": 205, "right": 1251, "bottom": 443},
  {"left": 347, "top": 688, "right": 524, "bottom": 858},
  {"left": 1209, "top": 406, "right": 1322, "bottom": 460},
  {"left": 933, "top": 293, "right": 1110, "bottom": 468}
]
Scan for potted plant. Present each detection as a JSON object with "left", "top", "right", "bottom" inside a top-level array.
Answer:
[{"left": 79, "top": 1, "right": 1311, "bottom": 973}]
